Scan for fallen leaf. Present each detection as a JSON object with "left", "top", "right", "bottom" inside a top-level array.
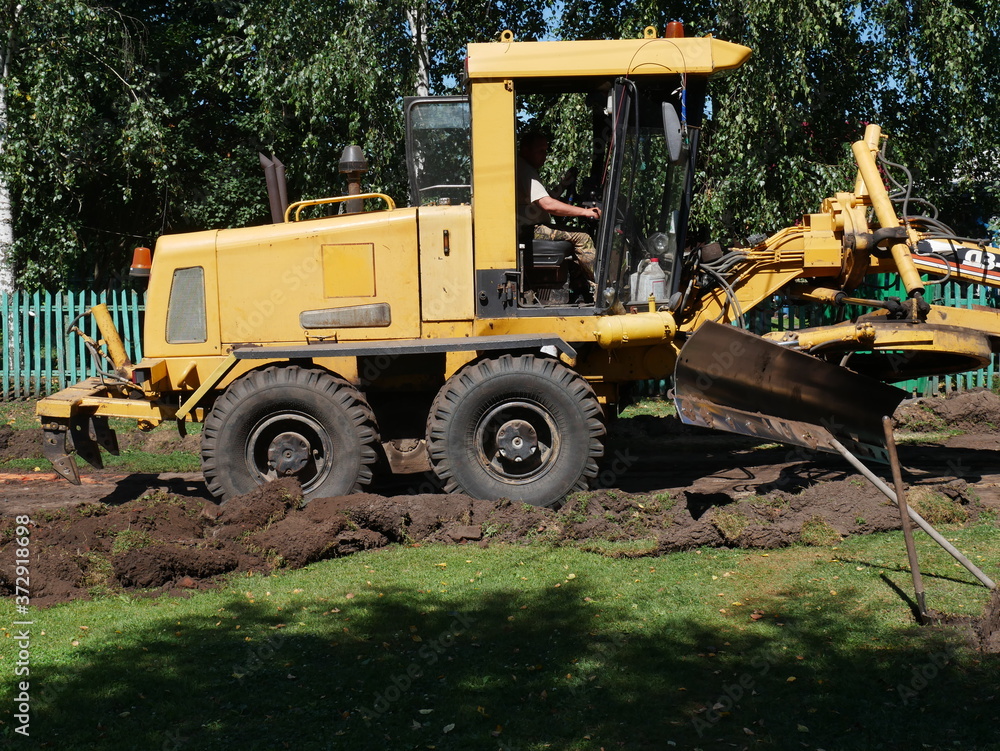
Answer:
[
  {"left": 443, "top": 723, "right": 455, "bottom": 733},
  {"left": 787, "top": 676, "right": 797, "bottom": 682}
]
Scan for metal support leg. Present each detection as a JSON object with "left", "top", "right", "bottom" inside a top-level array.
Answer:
[
  {"left": 883, "top": 416, "right": 927, "bottom": 620},
  {"left": 829, "top": 434, "right": 996, "bottom": 591}
]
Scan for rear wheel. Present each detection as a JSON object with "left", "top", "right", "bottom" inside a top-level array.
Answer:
[
  {"left": 426, "top": 354, "right": 605, "bottom": 506},
  {"left": 202, "top": 366, "right": 378, "bottom": 503}
]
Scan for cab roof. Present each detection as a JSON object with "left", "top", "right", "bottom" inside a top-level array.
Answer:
[{"left": 466, "top": 35, "right": 751, "bottom": 80}]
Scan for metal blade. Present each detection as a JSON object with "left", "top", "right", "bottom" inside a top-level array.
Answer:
[
  {"left": 69, "top": 415, "right": 104, "bottom": 469},
  {"left": 41, "top": 424, "right": 82, "bottom": 485},
  {"left": 673, "top": 321, "right": 907, "bottom": 463}
]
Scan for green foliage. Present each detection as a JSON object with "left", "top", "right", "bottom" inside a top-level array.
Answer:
[
  {"left": 3, "top": 0, "right": 998, "bottom": 288},
  {"left": 558, "top": 0, "right": 1000, "bottom": 244}
]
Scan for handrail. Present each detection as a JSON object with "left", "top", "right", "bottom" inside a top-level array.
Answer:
[{"left": 284, "top": 193, "right": 397, "bottom": 222}]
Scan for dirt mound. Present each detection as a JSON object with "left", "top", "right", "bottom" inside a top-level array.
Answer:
[
  {"left": 1, "top": 471, "right": 984, "bottom": 608},
  {"left": 895, "top": 389, "right": 1000, "bottom": 433},
  {"left": 927, "top": 589, "right": 1000, "bottom": 653},
  {"left": 116, "top": 427, "right": 201, "bottom": 454},
  {"left": 0, "top": 424, "right": 43, "bottom": 460}
]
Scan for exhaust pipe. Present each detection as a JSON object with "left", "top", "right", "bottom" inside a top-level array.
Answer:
[{"left": 260, "top": 153, "right": 289, "bottom": 223}]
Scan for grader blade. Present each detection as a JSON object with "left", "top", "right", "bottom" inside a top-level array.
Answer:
[{"left": 673, "top": 322, "right": 908, "bottom": 463}]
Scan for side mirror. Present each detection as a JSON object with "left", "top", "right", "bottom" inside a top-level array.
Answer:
[{"left": 662, "top": 103, "right": 684, "bottom": 165}]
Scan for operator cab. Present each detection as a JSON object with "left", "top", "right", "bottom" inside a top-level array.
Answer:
[
  {"left": 404, "top": 64, "right": 709, "bottom": 317},
  {"left": 510, "top": 76, "right": 704, "bottom": 312}
]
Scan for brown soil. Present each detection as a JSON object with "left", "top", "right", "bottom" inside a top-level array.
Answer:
[
  {"left": 0, "top": 423, "right": 43, "bottom": 461},
  {"left": 894, "top": 388, "right": 1000, "bottom": 433},
  {"left": 1, "top": 390, "right": 999, "bottom": 648}
]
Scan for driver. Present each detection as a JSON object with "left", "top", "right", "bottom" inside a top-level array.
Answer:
[{"left": 517, "top": 132, "right": 602, "bottom": 290}]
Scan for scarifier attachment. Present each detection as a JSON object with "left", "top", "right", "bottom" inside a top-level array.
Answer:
[
  {"left": 673, "top": 322, "right": 908, "bottom": 463},
  {"left": 40, "top": 414, "right": 121, "bottom": 485}
]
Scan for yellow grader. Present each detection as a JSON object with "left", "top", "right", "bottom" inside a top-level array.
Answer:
[{"left": 35, "top": 26, "right": 1000, "bottom": 507}]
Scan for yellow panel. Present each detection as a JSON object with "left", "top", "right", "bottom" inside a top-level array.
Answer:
[
  {"left": 323, "top": 244, "right": 376, "bottom": 298},
  {"left": 466, "top": 37, "right": 751, "bottom": 79},
  {"left": 471, "top": 80, "right": 516, "bottom": 271},
  {"left": 473, "top": 316, "right": 599, "bottom": 342},
  {"left": 144, "top": 230, "right": 222, "bottom": 359},
  {"left": 214, "top": 208, "right": 421, "bottom": 343},
  {"left": 418, "top": 205, "right": 475, "bottom": 321}
]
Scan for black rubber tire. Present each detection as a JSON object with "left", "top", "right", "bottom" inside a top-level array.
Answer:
[
  {"left": 201, "top": 366, "right": 378, "bottom": 503},
  {"left": 426, "top": 354, "right": 605, "bottom": 506}
]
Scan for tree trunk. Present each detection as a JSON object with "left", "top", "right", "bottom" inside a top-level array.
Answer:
[
  {"left": 407, "top": 2, "right": 430, "bottom": 97},
  {"left": 1, "top": 3, "right": 24, "bottom": 293}
]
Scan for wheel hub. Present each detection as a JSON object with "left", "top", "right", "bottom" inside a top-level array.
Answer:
[
  {"left": 496, "top": 419, "right": 538, "bottom": 463},
  {"left": 267, "top": 431, "right": 311, "bottom": 476}
]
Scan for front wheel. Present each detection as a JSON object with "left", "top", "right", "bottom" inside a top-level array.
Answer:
[
  {"left": 426, "top": 355, "right": 605, "bottom": 506},
  {"left": 201, "top": 366, "right": 379, "bottom": 503}
]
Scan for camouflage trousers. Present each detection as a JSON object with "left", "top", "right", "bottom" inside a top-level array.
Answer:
[{"left": 533, "top": 224, "right": 596, "bottom": 284}]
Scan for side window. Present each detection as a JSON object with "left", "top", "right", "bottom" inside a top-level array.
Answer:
[
  {"left": 166, "top": 267, "right": 207, "bottom": 344},
  {"left": 404, "top": 97, "right": 471, "bottom": 207}
]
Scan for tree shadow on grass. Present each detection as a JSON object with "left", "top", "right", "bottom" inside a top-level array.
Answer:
[{"left": 13, "top": 580, "right": 1000, "bottom": 751}]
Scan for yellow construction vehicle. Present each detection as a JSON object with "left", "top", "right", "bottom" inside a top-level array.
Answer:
[{"left": 36, "top": 25, "right": 1000, "bottom": 506}]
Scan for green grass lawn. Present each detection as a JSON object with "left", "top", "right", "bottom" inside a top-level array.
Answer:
[{"left": 2, "top": 526, "right": 998, "bottom": 750}]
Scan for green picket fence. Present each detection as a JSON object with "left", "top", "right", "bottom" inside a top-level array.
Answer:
[
  {"left": 2, "top": 289, "right": 145, "bottom": 399},
  {"left": 2, "top": 280, "right": 998, "bottom": 401}
]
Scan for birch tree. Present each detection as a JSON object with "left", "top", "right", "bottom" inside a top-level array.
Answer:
[{"left": 0, "top": 1, "right": 23, "bottom": 293}]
